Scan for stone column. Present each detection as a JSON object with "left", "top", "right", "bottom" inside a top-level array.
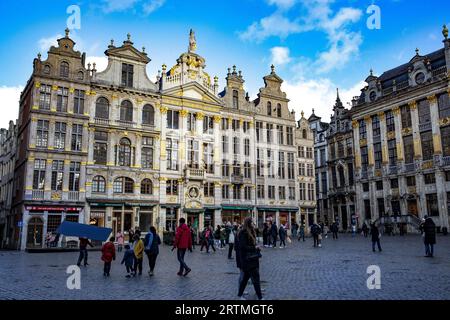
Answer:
[
  {"left": 428, "top": 95, "right": 442, "bottom": 156},
  {"left": 135, "top": 133, "right": 142, "bottom": 169},
  {"left": 87, "top": 127, "right": 95, "bottom": 164},
  {"left": 409, "top": 101, "right": 422, "bottom": 160},
  {"left": 48, "top": 120, "right": 55, "bottom": 151},
  {"left": 213, "top": 115, "right": 221, "bottom": 178}
]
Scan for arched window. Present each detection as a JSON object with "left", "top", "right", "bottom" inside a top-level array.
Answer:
[
  {"left": 267, "top": 101, "right": 272, "bottom": 116},
  {"left": 302, "top": 129, "right": 307, "bottom": 139},
  {"left": 118, "top": 138, "right": 132, "bottom": 166},
  {"left": 277, "top": 103, "right": 282, "bottom": 117},
  {"left": 120, "top": 100, "right": 133, "bottom": 122},
  {"left": 60, "top": 61, "right": 69, "bottom": 78},
  {"left": 141, "top": 179, "right": 153, "bottom": 195},
  {"left": 92, "top": 176, "right": 106, "bottom": 193},
  {"left": 113, "top": 177, "right": 134, "bottom": 194},
  {"left": 95, "top": 97, "right": 109, "bottom": 119},
  {"left": 77, "top": 71, "right": 84, "bottom": 80},
  {"left": 44, "top": 65, "right": 51, "bottom": 75},
  {"left": 232, "top": 90, "right": 239, "bottom": 109},
  {"left": 142, "top": 104, "right": 155, "bottom": 125}
]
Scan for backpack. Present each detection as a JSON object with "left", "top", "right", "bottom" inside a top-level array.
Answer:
[{"left": 145, "top": 232, "right": 153, "bottom": 251}]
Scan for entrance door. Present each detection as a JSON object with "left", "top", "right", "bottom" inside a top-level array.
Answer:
[
  {"left": 341, "top": 206, "right": 348, "bottom": 230},
  {"left": 26, "top": 217, "right": 43, "bottom": 248},
  {"left": 407, "top": 199, "right": 418, "bottom": 217}
]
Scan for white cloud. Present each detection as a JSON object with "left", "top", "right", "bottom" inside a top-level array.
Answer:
[
  {"left": 86, "top": 56, "right": 109, "bottom": 72},
  {"left": 270, "top": 47, "right": 291, "bottom": 66},
  {"left": 266, "top": 0, "right": 298, "bottom": 10},
  {"left": 239, "top": 13, "right": 302, "bottom": 42},
  {"left": 38, "top": 34, "right": 62, "bottom": 52},
  {"left": 0, "top": 86, "right": 23, "bottom": 129},
  {"left": 282, "top": 78, "right": 364, "bottom": 122},
  {"left": 101, "top": 0, "right": 165, "bottom": 15}
]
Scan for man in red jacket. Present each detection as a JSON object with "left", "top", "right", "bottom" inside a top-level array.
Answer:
[{"left": 173, "top": 218, "right": 192, "bottom": 276}]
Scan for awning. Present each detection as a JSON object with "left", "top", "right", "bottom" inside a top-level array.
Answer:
[
  {"left": 222, "top": 206, "right": 254, "bottom": 210},
  {"left": 257, "top": 207, "right": 299, "bottom": 212},
  {"left": 89, "top": 202, "right": 124, "bottom": 207},
  {"left": 56, "top": 221, "right": 112, "bottom": 241},
  {"left": 183, "top": 208, "right": 205, "bottom": 213}
]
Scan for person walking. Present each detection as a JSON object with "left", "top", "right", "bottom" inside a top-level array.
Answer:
[
  {"left": 189, "top": 224, "right": 196, "bottom": 250},
  {"left": 144, "top": 226, "right": 161, "bottom": 276},
  {"left": 270, "top": 222, "right": 278, "bottom": 248},
  {"left": 101, "top": 237, "right": 116, "bottom": 277},
  {"left": 292, "top": 222, "right": 298, "bottom": 239},
  {"left": 421, "top": 216, "right": 436, "bottom": 257},
  {"left": 128, "top": 229, "right": 135, "bottom": 244},
  {"left": 331, "top": 221, "right": 339, "bottom": 240},
  {"left": 262, "top": 223, "right": 269, "bottom": 247},
  {"left": 121, "top": 244, "right": 135, "bottom": 278},
  {"left": 311, "top": 223, "right": 321, "bottom": 248},
  {"left": 237, "top": 217, "right": 263, "bottom": 300},
  {"left": 173, "top": 218, "right": 193, "bottom": 276},
  {"left": 279, "top": 224, "right": 287, "bottom": 248},
  {"left": 207, "top": 226, "right": 216, "bottom": 253},
  {"left": 298, "top": 223, "right": 305, "bottom": 242},
  {"left": 220, "top": 226, "right": 227, "bottom": 249},
  {"left": 133, "top": 234, "right": 144, "bottom": 276},
  {"left": 228, "top": 224, "right": 237, "bottom": 259},
  {"left": 116, "top": 231, "right": 124, "bottom": 252},
  {"left": 351, "top": 224, "right": 357, "bottom": 238},
  {"left": 371, "top": 224, "right": 382, "bottom": 252},
  {"left": 77, "top": 237, "right": 93, "bottom": 267},
  {"left": 362, "top": 223, "right": 369, "bottom": 238}
]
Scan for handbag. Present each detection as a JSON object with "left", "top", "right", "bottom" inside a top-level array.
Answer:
[{"left": 246, "top": 248, "right": 262, "bottom": 260}]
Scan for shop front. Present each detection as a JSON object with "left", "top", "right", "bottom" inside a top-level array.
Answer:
[{"left": 221, "top": 206, "right": 254, "bottom": 225}]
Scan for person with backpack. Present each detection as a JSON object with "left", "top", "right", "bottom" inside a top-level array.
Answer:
[
  {"left": 101, "top": 237, "right": 116, "bottom": 277},
  {"left": 311, "top": 223, "right": 321, "bottom": 248},
  {"left": 420, "top": 216, "right": 436, "bottom": 257},
  {"left": 121, "top": 244, "right": 135, "bottom": 278},
  {"left": 270, "top": 222, "right": 278, "bottom": 248},
  {"left": 237, "top": 217, "right": 263, "bottom": 300},
  {"left": 173, "top": 218, "right": 193, "bottom": 276},
  {"left": 133, "top": 234, "right": 144, "bottom": 276},
  {"left": 144, "top": 226, "right": 161, "bottom": 276}
]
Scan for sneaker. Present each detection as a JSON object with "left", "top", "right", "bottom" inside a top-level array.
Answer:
[
  {"left": 84, "top": 263, "right": 89, "bottom": 266},
  {"left": 149, "top": 271, "right": 154, "bottom": 276},
  {"left": 183, "top": 268, "right": 191, "bottom": 276},
  {"left": 243, "top": 291, "right": 249, "bottom": 295},
  {"left": 239, "top": 296, "right": 246, "bottom": 301},
  {"left": 77, "top": 263, "right": 81, "bottom": 267}
]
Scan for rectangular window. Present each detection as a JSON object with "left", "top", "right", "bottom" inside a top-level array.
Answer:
[
  {"left": 204, "top": 183, "right": 215, "bottom": 197},
  {"left": 348, "top": 163, "right": 354, "bottom": 185},
  {"left": 243, "top": 121, "right": 250, "bottom": 133},
  {"left": 376, "top": 180, "right": 383, "bottom": 191},
  {"left": 299, "top": 183, "right": 306, "bottom": 200},
  {"left": 308, "top": 183, "right": 315, "bottom": 201},
  {"left": 33, "top": 159, "right": 46, "bottom": 190},
  {"left": 222, "top": 160, "right": 230, "bottom": 177},
  {"left": 73, "top": 89, "right": 85, "bottom": 114},
  {"left": 221, "top": 117, "right": 229, "bottom": 130},
  {"left": 286, "top": 127, "right": 294, "bottom": 145},
  {"left": 222, "top": 184, "right": 230, "bottom": 199},
  {"left": 421, "top": 131, "right": 434, "bottom": 161},
  {"left": 56, "top": 87, "right": 69, "bottom": 112},
  {"left": 299, "top": 163, "right": 305, "bottom": 176},
  {"left": 187, "top": 139, "right": 199, "bottom": 168},
  {"left": 203, "top": 116, "right": 214, "bottom": 134},
  {"left": 363, "top": 183, "right": 369, "bottom": 192},
  {"left": 377, "top": 198, "right": 386, "bottom": 216},
  {"left": 289, "top": 186, "right": 295, "bottom": 200},
  {"left": 51, "top": 160, "right": 64, "bottom": 191},
  {"left": 71, "top": 124, "right": 83, "bottom": 151},
  {"left": 203, "top": 142, "right": 214, "bottom": 174},
  {"left": 391, "top": 178, "right": 399, "bottom": 189},
  {"left": 406, "top": 176, "right": 416, "bottom": 187},
  {"left": 438, "top": 92, "right": 450, "bottom": 119},
  {"left": 121, "top": 63, "right": 134, "bottom": 87},
  {"left": 232, "top": 161, "right": 241, "bottom": 176},
  {"left": 386, "top": 110, "right": 395, "bottom": 133},
  {"left": 424, "top": 173, "right": 436, "bottom": 185},
  {"left": 167, "top": 110, "right": 180, "bottom": 129},
  {"left": 306, "top": 148, "right": 313, "bottom": 159},
  {"left": 244, "top": 186, "right": 251, "bottom": 200},
  {"left": 267, "top": 149, "right": 275, "bottom": 178},
  {"left": 278, "top": 152, "right": 285, "bottom": 179},
  {"left": 268, "top": 186, "right": 276, "bottom": 199},
  {"left": 287, "top": 153, "right": 295, "bottom": 180},
  {"left": 372, "top": 115, "right": 380, "bottom": 137},
  {"left": 54, "top": 122, "right": 66, "bottom": 150},
  {"left": 187, "top": 113, "right": 196, "bottom": 131},
  {"left": 233, "top": 137, "right": 240, "bottom": 155},
  {"left": 141, "top": 137, "right": 154, "bottom": 169},
  {"left": 330, "top": 143, "right": 336, "bottom": 160},
  {"left": 374, "top": 143, "right": 382, "bottom": 169},
  {"left": 222, "top": 136, "right": 229, "bottom": 154},
  {"left": 418, "top": 99, "right": 431, "bottom": 124},
  {"left": 337, "top": 141, "right": 345, "bottom": 158},
  {"left": 298, "top": 146, "right": 304, "bottom": 158},
  {"left": 256, "top": 122, "right": 262, "bottom": 142},
  {"left": 244, "top": 162, "right": 251, "bottom": 179},
  {"left": 321, "top": 172, "right": 328, "bottom": 194},
  {"left": 426, "top": 194, "right": 439, "bottom": 217},
  {"left": 401, "top": 105, "right": 412, "bottom": 128},
  {"left": 39, "top": 84, "right": 51, "bottom": 110},
  {"left": 346, "top": 139, "right": 353, "bottom": 157},
  {"left": 403, "top": 135, "right": 414, "bottom": 164},
  {"left": 36, "top": 120, "right": 49, "bottom": 148},
  {"left": 257, "top": 185, "right": 265, "bottom": 199},
  {"left": 364, "top": 200, "right": 371, "bottom": 219},
  {"left": 266, "top": 124, "right": 273, "bottom": 143},
  {"left": 388, "top": 139, "right": 397, "bottom": 165},
  {"left": 359, "top": 119, "right": 367, "bottom": 140},
  {"left": 277, "top": 125, "right": 284, "bottom": 144},
  {"left": 278, "top": 186, "right": 286, "bottom": 200},
  {"left": 442, "top": 126, "right": 450, "bottom": 157},
  {"left": 244, "top": 139, "right": 250, "bottom": 156},
  {"left": 307, "top": 164, "right": 313, "bottom": 177},
  {"left": 69, "top": 161, "right": 80, "bottom": 191},
  {"left": 361, "top": 146, "right": 369, "bottom": 170},
  {"left": 93, "top": 131, "right": 108, "bottom": 165},
  {"left": 166, "top": 138, "right": 179, "bottom": 171},
  {"left": 232, "top": 119, "right": 240, "bottom": 131},
  {"left": 166, "top": 180, "right": 178, "bottom": 195},
  {"left": 257, "top": 149, "right": 263, "bottom": 177}
]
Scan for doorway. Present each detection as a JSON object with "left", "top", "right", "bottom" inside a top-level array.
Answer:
[
  {"left": 26, "top": 217, "right": 43, "bottom": 248},
  {"left": 407, "top": 199, "right": 418, "bottom": 217},
  {"left": 341, "top": 206, "right": 348, "bottom": 230}
]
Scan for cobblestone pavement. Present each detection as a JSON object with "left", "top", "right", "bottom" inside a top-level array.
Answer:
[{"left": 1, "top": 234, "right": 449, "bottom": 300}]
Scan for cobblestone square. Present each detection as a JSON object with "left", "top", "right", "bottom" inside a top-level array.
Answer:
[{"left": 1, "top": 234, "right": 449, "bottom": 300}]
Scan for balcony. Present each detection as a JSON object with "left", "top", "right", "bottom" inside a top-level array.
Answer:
[
  {"left": 32, "top": 190, "right": 44, "bottom": 200},
  {"left": 94, "top": 118, "right": 110, "bottom": 126},
  {"left": 231, "top": 174, "right": 244, "bottom": 184},
  {"left": 388, "top": 165, "right": 398, "bottom": 175},
  {"left": 185, "top": 167, "right": 205, "bottom": 180},
  {"left": 116, "top": 119, "right": 137, "bottom": 127},
  {"left": 419, "top": 122, "right": 432, "bottom": 132},
  {"left": 68, "top": 191, "right": 79, "bottom": 201},
  {"left": 404, "top": 163, "right": 415, "bottom": 173}
]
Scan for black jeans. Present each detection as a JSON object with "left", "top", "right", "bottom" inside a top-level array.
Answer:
[
  {"left": 228, "top": 243, "right": 234, "bottom": 258},
  {"left": 77, "top": 248, "right": 88, "bottom": 265},
  {"left": 147, "top": 252, "right": 158, "bottom": 272},
  {"left": 177, "top": 249, "right": 189, "bottom": 273},
  {"left": 298, "top": 233, "right": 305, "bottom": 241},
  {"left": 134, "top": 257, "right": 143, "bottom": 275},
  {"left": 333, "top": 232, "right": 338, "bottom": 239},
  {"left": 372, "top": 239, "right": 382, "bottom": 252},
  {"left": 207, "top": 241, "right": 216, "bottom": 253},
  {"left": 103, "top": 262, "right": 111, "bottom": 276},
  {"left": 238, "top": 268, "right": 262, "bottom": 299},
  {"left": 313, "top": 235, "right": 319, "bottom": 247},
  {"left": 125, "top": 265, "right": 132, "bottom": 274},
  {"left": 272, "top": 236, "right": 277, "bottom": 247},
  {"left": 280, "top": 239, "right": 286, "bottom": 247}
]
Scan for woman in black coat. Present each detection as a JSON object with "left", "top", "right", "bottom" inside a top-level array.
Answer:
[
  {"left": 237, "top": 218, "right": 263, "bottom": 300},
  {"left": 421, "top": 216, "right": 436, "bottom": 257},
  {"left": 371, "top": 224, "right": 382, "bottom": 252}
]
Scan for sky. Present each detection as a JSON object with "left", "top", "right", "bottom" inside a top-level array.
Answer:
[{"left": 0, "top": 0, "right": 449, "bottom": 128}]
